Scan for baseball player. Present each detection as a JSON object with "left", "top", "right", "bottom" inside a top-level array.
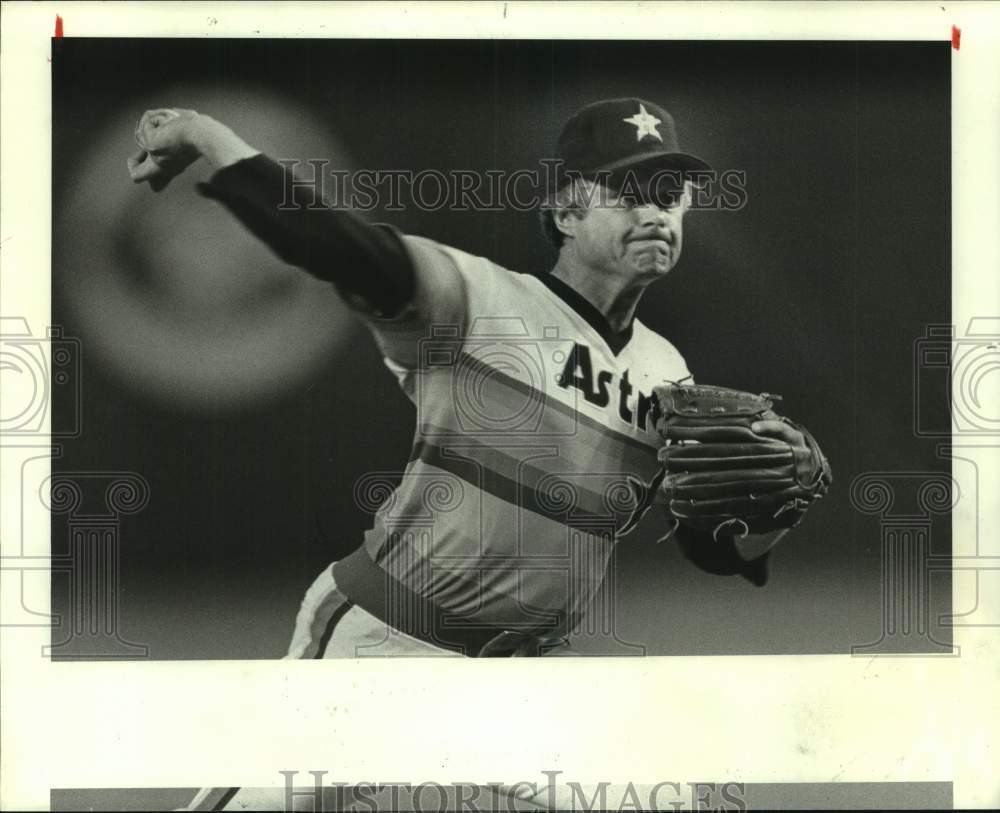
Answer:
[{"left": 129, "top": 99, "right": 830, "bottom": 810}]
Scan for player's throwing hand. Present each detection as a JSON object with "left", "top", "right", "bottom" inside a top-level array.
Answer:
[{"left": 127, "top": 108, "right": 201, "bottom": 191}]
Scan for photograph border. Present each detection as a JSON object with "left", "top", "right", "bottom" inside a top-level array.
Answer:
[{"left": 2, "top": 2, "right": 998, "bottom": 810}]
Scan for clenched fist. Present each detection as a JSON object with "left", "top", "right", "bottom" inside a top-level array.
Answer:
[{"left": 127, "top": 108, "right": 202, "bottom": 191}]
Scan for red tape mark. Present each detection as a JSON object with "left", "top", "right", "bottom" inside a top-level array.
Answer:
[
  {"left": 48, "top": 14, "right": 64, "bottom": 62},
  {"left": 952, "top": 25, "right": 961, "bottom": 51}
]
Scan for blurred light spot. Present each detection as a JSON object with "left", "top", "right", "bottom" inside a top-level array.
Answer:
[{"left": 56, "top": 85, "right": 358, "bottom": 412}]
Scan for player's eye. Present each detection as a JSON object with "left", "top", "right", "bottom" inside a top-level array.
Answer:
[
  {"left": 658, "top": 191, "right": 682, "bottom": 209},
  {"left": 650, "top": 182, "right": 685, "bottom": 209}
]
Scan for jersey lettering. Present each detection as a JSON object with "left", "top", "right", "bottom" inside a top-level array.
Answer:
[{"left": 557, "top": 342, "right": 663, "bottom": 432}]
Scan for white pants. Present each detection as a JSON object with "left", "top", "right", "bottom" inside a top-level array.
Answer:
[{"left": 285, "top": 563, "right": 466, "bottom": 659}]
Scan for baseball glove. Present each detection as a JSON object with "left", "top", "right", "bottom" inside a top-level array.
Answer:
[{"left": 653, "top": 383, "right": 832, "bottom": 540}]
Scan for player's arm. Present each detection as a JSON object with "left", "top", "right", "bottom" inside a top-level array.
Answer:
[{"left": 127, "top": 108, "right": 464, "bottom": 340}]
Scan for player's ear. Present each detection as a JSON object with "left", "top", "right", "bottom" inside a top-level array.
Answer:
[
  {"left": 548, "top": 178, "right": 594, "bottom": 239},
  {"left": 680, "top": 179, "right": 695, "bottom": 212},
  {"left": 551, "top": 203, "right": 584, "bottom": 239}
]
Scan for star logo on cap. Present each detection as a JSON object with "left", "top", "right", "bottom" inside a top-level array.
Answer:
[{"left": 623, "top": 103, "right": 663, "bottom": 142}]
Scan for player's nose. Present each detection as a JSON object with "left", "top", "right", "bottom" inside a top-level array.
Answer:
[
  {"left": 635, "top": 204, "right": 677, "bottom": 242},
  {"left": 637, "top": 202, "right": 670, "bottom": 224}
]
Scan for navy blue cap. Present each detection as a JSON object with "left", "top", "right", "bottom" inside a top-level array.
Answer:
[{"left": 556, "top": 98, "right": 711, "bottom": 184}]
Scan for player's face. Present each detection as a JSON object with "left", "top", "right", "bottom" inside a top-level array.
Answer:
[{"left": 574, "top": 181, "right": 690, "bottom": 280}]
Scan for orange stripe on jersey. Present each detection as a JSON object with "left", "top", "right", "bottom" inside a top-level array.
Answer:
[
  {"left": 364, "top": 460, "right": 614, "bottom": 625},
  {"left": 429, "top": 349, "right": 662, "bottom": 450},
  {"left": 417, "top": 351, "right": 661, "bottom": 468},
  {"left": 409, "top": 435, "right": 641, "bottom": 531}
]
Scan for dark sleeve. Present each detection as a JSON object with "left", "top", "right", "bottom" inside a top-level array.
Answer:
[{"left": 196, "top": 154, "right": 415, "bottom": 318}]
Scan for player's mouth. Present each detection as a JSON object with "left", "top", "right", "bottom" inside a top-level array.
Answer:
[{"left": 629, "top": 237, "right": 672, "bottom": 255}]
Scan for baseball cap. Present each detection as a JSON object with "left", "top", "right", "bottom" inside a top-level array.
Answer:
[{"left": 554, "top": 97, "right": 712, "bottom": 191}]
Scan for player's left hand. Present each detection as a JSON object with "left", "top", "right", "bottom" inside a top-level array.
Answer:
[
  {"left": 747, "top": 418, "right": 819, "bottom": 487},
  {"left": 655, "top": 384, "right": 833, "bottom": 540}
]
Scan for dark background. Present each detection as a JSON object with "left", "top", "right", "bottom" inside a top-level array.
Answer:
[{"left": 51, "top": 39, "right": 951, "bottom": 658}]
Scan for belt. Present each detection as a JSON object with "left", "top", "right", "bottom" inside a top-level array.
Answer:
[{"left": 332, "top": 546, "right": 557, "bottom": 657}]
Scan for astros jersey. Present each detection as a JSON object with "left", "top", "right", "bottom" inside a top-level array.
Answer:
[{"left": 358, "top": 235, "right": 691, "bottom": 635}]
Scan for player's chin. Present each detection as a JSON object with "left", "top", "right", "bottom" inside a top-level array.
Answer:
[{"left": 630, "top": 249, "right": 675, "bottom": 278}]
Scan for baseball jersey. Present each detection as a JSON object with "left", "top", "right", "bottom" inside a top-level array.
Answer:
[{"left": 357, "top": 235, "right": 691, "bottom": 635}]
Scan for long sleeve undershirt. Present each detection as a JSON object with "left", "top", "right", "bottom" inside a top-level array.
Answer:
[{"left": 197, "top": 154, "right": 416, "bottom": 318}]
